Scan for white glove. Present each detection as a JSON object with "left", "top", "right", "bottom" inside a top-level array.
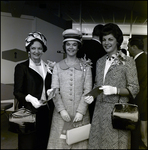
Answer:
[
  {"left": 60, "top": 110, "right": 71, "bottom": 122},
  {"left": 73, "top": 112, "right": 83, "bottom": 122},
  {"left": 25, "top": 94, "right": 41, "bottom": 108},
  {"left": 99, "top": 85, "right": 117, "bottom": 95},
  {"left": 47, "top": 88, "right": 56, "bottom": 100},
  {"left": 84, "top": 95, "right": 94, "bottom": 104}
]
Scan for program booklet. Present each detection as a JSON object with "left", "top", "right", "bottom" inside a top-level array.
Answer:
[
  {"left": 40, "top": 88, "right": 56, "bottom": 104},
  {"left": 85, "top": 86, "right": 102, "bottom": 98}
]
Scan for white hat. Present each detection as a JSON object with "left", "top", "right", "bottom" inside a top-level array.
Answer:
[{"left": 62, "top": 29, "right": 82, "bottom": 44}]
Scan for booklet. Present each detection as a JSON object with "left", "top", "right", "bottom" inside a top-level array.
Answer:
[
  {"left": 40, "top": 88, "right": 56, "bottom": 104},
  {"left": 85, "top": 86, "right": 102, "bottom": 99}
]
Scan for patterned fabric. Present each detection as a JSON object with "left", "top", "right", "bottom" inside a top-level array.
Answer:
[
  {"left": 88, "top": 53, "right": 139, "bottom": 149},
  {"left": 25, "top": 31, "right": 47, "bottom": 48},
  {"left": 47, "top": 59, "right": 92, "bottom": 149}
]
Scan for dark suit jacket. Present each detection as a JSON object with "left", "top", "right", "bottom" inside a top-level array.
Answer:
[
  {"left": 78, "top": 39, "right": 106, "bottom": 84},
  {"left": 14, "top": 59, "right": 52, "bottom": 113},
  {"left": 134, "top": 53, "right": 147, "bottom": 117},
  {"left": 77, "top": 39, "right": 106, "bottom": 122}
]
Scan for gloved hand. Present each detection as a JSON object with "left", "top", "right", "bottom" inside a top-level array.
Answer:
[
  {"left": 47, "top": 88, "right": 56, "bottom": 100},
  {"left": 25, "top": 94, "right": 41, "bottom": 108},
  {"left": 84, "top": 95, "right": 94, "bottom": 104},
  {"left": 73, "top": 112, "right": 83, "bottom": 122},
  {"left": 99, "top": 85, "right": 117, "bottom": 95},
  {"left": 60, "top": 110, "right": 71, "bottom": 122}
]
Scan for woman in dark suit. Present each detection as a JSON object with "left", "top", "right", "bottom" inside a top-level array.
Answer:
[{"left": 13, "top": 32, "right": 55, "bottom": 149}]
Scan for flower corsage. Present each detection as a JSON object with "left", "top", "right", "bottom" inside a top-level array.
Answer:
[
  {"left": 80, "top": 55, "right": 92, "bottom": 72},
  {"left": 45, "top": 60, "right": 56, "bottom": 74},
  {"left": 112, "top": 51, "right": 126, "bottom": 66}
]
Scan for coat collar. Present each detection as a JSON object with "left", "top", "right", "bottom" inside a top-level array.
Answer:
[
  {"left": 59, "top": 59, "right": 82, "bottom": 70},
  {"left": 29, "top": 58, "right": 48, "bottom": 79}
]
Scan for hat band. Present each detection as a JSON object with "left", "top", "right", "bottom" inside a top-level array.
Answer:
[{"left": 63, "top": 38, "right": 81, "bottom": 43}]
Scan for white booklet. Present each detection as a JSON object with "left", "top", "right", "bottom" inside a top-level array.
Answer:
[{"left": 40, "top": 88, "right": 56, "bottom": 104}]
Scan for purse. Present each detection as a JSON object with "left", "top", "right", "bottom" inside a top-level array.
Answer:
[
  {"left": 111, "top": 103, "right": 139, "bottom": 130},
  {"left": 8, "top": 107, "right": 36, "bottom": 134},
  {"left": 66, "top": 123, "right": 91, "bottom": 145}
]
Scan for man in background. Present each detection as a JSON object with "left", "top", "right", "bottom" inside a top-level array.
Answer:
[
  {"left": 128, "top": 37, "right": 147, "bottom": 149},
  {"left": 77, "top": 24, "right": 106, "bottom": 122}
]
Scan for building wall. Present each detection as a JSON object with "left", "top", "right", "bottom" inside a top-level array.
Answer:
[
  {"left": 1, "top": 12, "right": 64, "bottom": 110},
  {"left": 1, "top": 12, "right": 64, "bottom": 84}
]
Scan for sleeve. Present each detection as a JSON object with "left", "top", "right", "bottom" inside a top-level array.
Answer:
[
  {"left": 13, "top": 64, "right": 27, "bottom": 105},
  {"left": 126, "top": 57, "right": 139, "bottom": 99},
  {"left": 77, "top": 66, "right": 92, "bottom": 115},
  {"left": 51, "top": 64, "right": 65, "bottom": 112}
]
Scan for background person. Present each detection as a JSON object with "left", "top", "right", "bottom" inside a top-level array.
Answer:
[
  {"left": 128, "top": 37, "right": 147, "bottom": 149},
  {"left": 77, "top": 24, "right": 106, "bottom": 122},
  {"left": 13, "top": 32, "right": 55, "bottom": 149},
  {"left": 85, "top": 23, "right": 139, "bottom": 149},
  {"left": 47, "top": 29, "right": 92, "bottom": 149}
]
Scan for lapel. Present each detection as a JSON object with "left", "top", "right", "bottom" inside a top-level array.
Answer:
[
  {"left": 97, "top": 56, "right": 106, "bottom": 85},
  {"left": 29, "top": 59, "right": 47, "bottom": 79}
]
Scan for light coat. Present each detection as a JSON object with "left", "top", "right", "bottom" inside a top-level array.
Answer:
[
  {"left": 88, "top": 53, "right": 139, "bottom": 149},
  {"left": 47, "top": 59, "right": 92, "bottom": 149}
]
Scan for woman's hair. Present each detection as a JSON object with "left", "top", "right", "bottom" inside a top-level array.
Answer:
[
  {"left": 26, "top": 39, "right": 47, "bottom": 52},
  {"left": 100, "top": 23, "right": 123, "bottom": 49}
]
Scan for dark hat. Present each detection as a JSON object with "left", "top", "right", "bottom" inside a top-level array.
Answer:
[
  {"left": 62, "top": 29, "right": 82, "bottom": 44},
  {"left": 25, "top": 32, "right": 47, "bottom": 49}
]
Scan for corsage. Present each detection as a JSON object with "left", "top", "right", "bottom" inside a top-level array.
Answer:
[
  {"left": 45, "top": 60, "right": 56, "bottom": 74},
  {"left": 80, "top": 55, "right": 92, "bottom": 72},
  {"left": 112, "top": 51, "right": 126, "bottom": 66}
]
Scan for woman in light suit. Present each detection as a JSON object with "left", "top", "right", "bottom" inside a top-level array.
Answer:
[
  {"left": 14, "top": 32, "right": 55, "bottom": 149},
  {"left": 47, "top": 29, "right": 92, "bottom": 149},
  {"left": 85, "top": 23, "right": 139, "bottom": 149}
]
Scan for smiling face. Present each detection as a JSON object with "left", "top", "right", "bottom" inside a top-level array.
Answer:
[
  {"left": 102, "top": 34, "right": 118, "bottom": 56},
  {"left": 29, "top": 41, "right": 43, "bottom": 63},
  {"left": 65, "top": 41, "right": 79, "bottom": 57}
]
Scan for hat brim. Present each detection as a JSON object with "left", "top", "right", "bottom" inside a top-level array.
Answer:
[{"left": 63, "top": 38, "right": 81, "bottom": 43}]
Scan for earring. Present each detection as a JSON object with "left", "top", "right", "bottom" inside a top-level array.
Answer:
[{"left": 28, "top": 52, "right": 31, "bottom": 58}]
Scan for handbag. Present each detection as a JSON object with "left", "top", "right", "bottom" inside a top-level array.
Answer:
[
  {"left": 111, "top": 103, "right": 139, "bottom": 130},
  {"left": 8, "top": 107, "right": 36, "bottom": 134},
  {"left": 66, "top": 123, "right": 91, "bottom": 145}
]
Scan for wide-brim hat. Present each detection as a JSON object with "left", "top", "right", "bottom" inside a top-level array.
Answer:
[
  {"left": 62, "top": 29, "right": 82, "bottom": 44},
  {"left": 25, "top": 32, "right": 47, "bottom": 49}
]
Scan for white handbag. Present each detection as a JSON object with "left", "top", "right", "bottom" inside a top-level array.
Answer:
[{"left": 66, "top": 123, "right": 91, "bottom": 145}]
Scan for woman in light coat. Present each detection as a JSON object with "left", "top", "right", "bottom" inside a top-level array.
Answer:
[
  {"left": 85, "top": 23, "right": 139, "bottom": 149},
  {"left": 47, "top": 29, "right": 92, "bottom": 149}
]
